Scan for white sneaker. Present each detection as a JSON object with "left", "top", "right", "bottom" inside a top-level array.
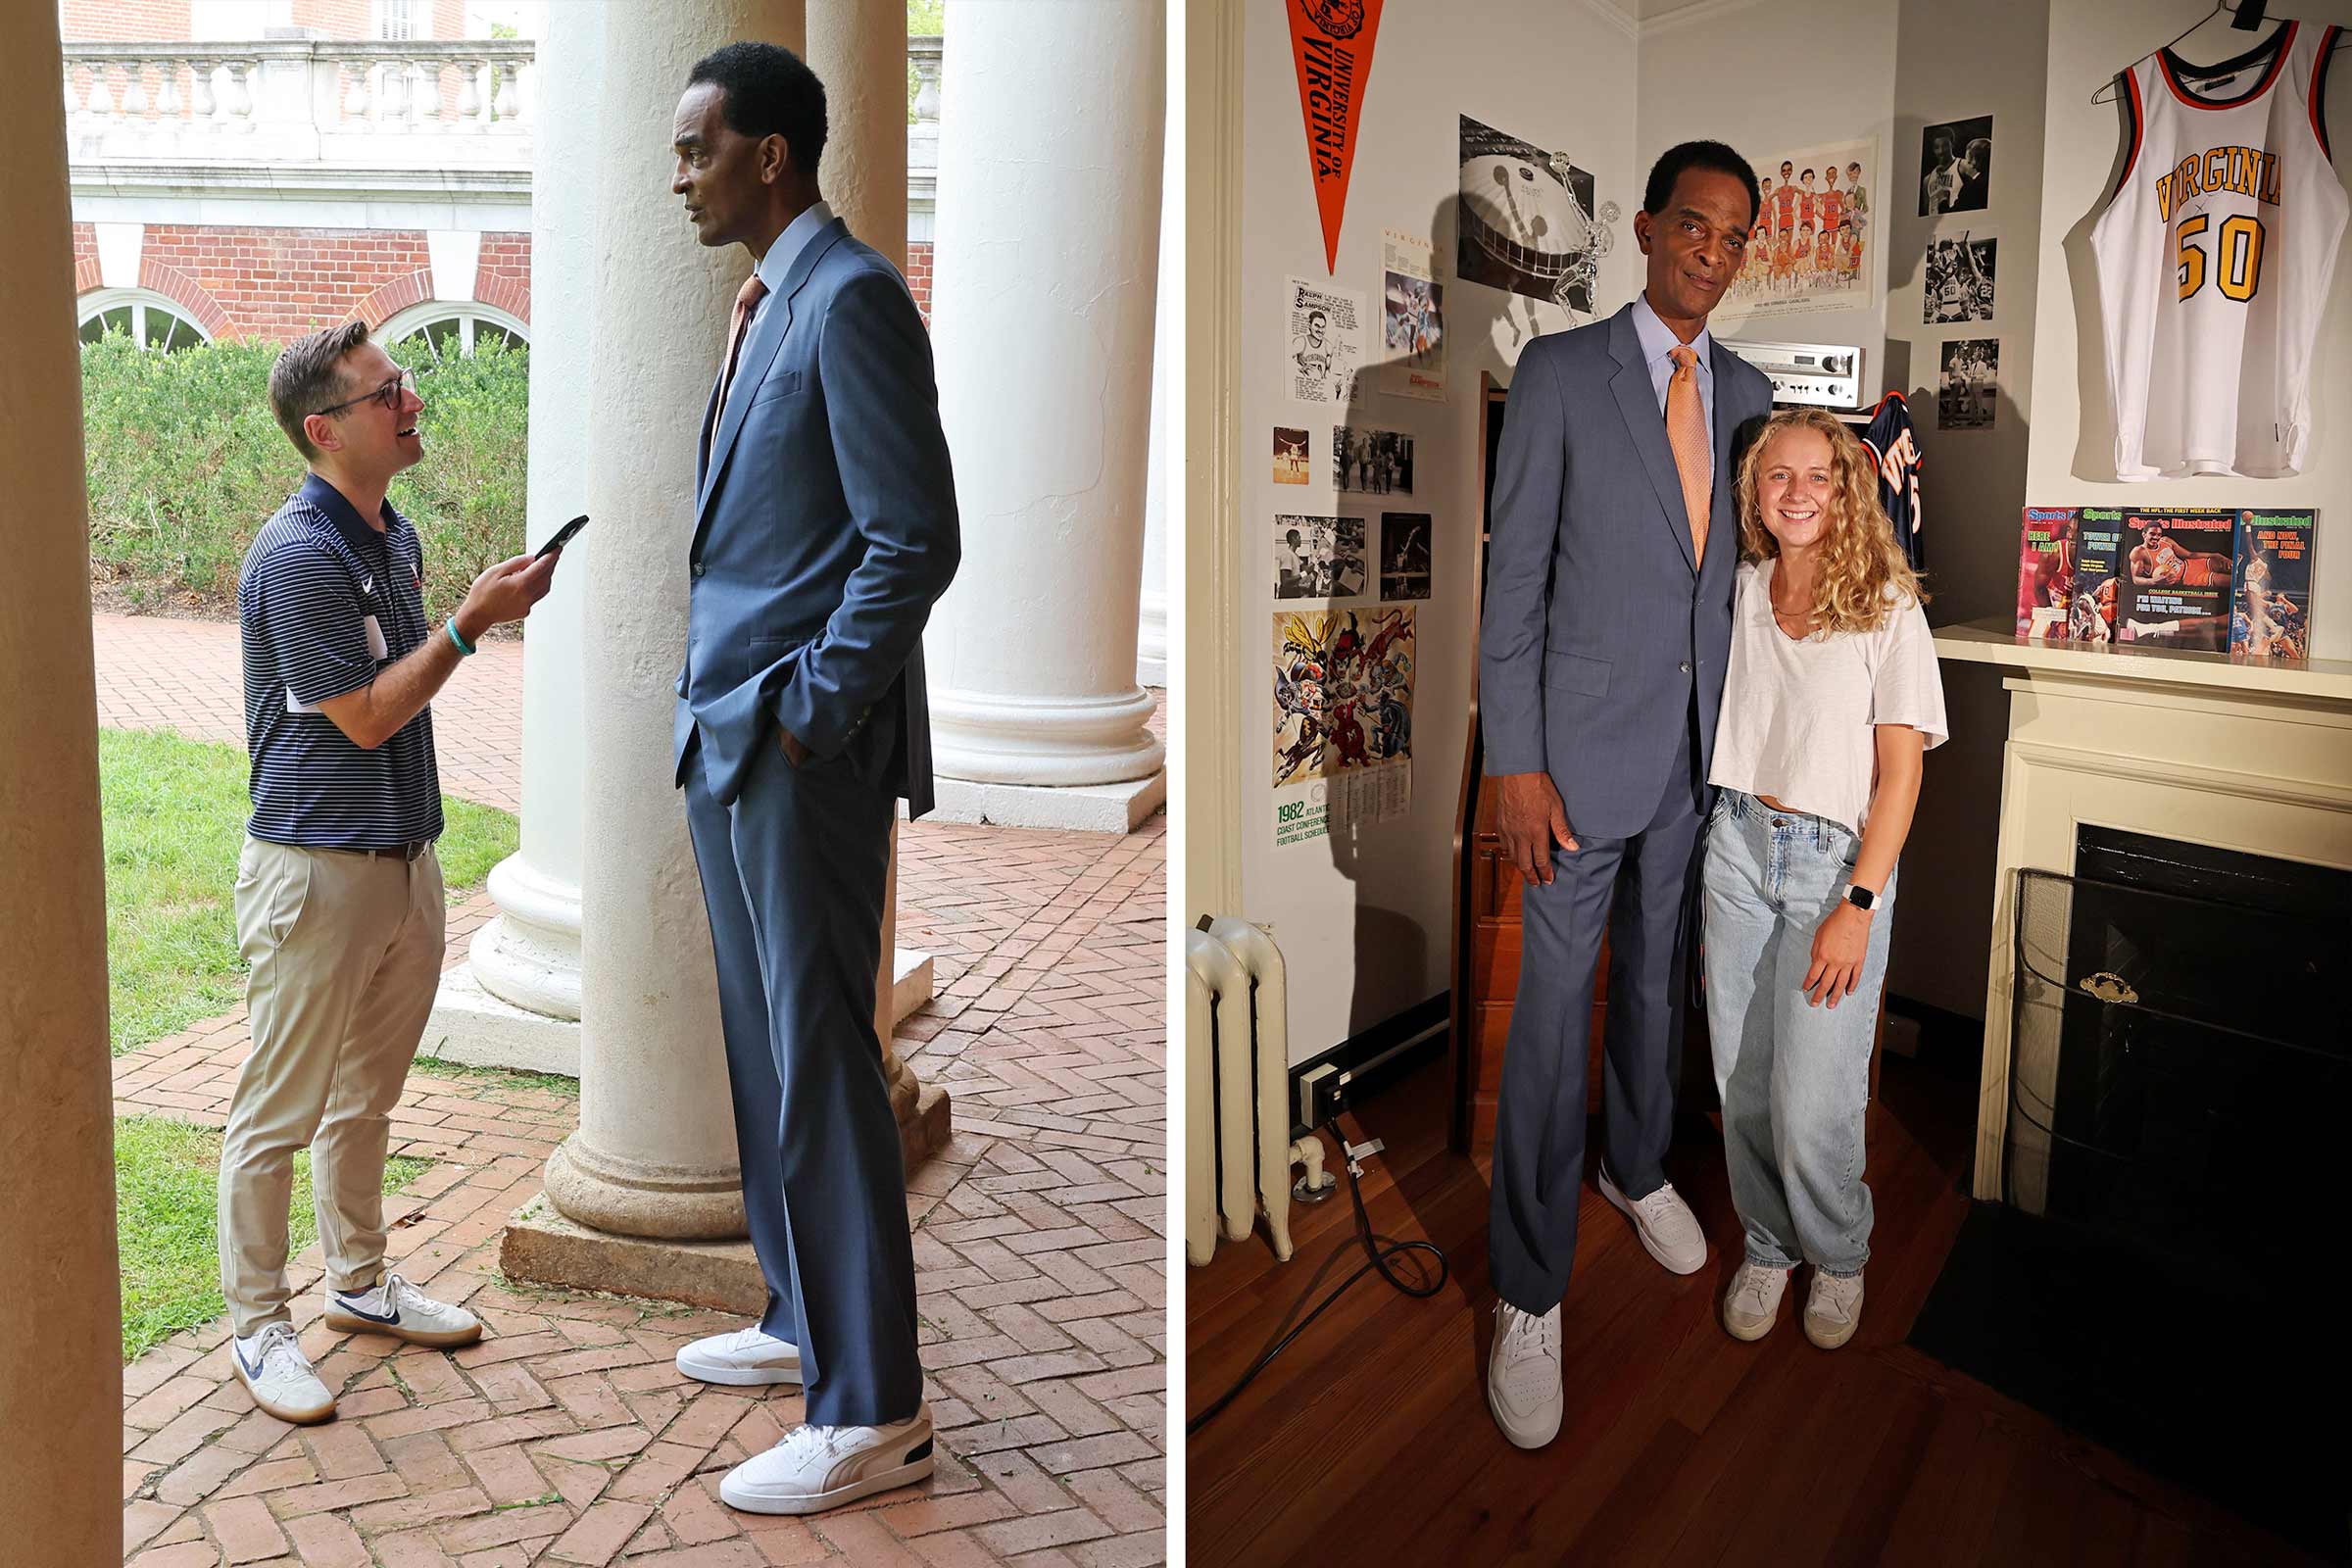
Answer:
[
  {"left": 1486, "top": 1300, "right": 1564, "bottom": 1449},
  {"left": 717, "top": 1404, "right": 935, "bottom": 1515},
  {"left": 677, "top": 1325, "right": 806, "bottom": 1388},
  {"left": 1597, "top": 1167, "right": 1708, "bottom": 1275},
  {"left": 230, "top": 1321, "right": 335, "bottom": 1425},
  {"left": 323, "top": 1272, "right": 483, "bottom": 1348},
  {"left": 1722, "top": 1261, "right": 1789, "bottom": 1342},
  {"left": 1803, "top": 1270, "right": 1865, "bottom": 1349}
]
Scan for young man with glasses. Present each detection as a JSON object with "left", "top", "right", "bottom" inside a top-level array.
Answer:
[{"left": 220, "top": 319, "right": 557, "bottom": 1423}]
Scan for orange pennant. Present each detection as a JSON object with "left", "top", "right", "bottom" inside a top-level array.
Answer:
[{"left": 1289, "top": 0, "right": 1385, "bottom": 274}]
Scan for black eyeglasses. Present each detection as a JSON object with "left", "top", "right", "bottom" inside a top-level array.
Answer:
[{"left": 313, "top": 368, "right": 421, "bottom": 419}]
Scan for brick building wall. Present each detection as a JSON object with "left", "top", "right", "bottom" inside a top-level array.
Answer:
[
  {"left": 60, "top": 0, "right": 466, "bottom": 41},
  {"left": 75, "top": 222, "right": 533, "bottom": 344},
  {"left": 906, "top": 240, "right": 934, "bottom": 325}
]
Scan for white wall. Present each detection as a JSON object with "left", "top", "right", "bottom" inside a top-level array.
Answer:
[
  {"left": 2026, "top": 0, "right": 2352, "bottom": 662},
  {"left": 1237, "top": 0, "right": 1642, "bottom": 1063},
  {"left": 1880, "top": 0, "right": 2052, "bottom": 1017}
]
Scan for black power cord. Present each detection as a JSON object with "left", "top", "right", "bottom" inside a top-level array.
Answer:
[{"left": 1187, "top": 1112, "right": 1449, "bottom": 1435}]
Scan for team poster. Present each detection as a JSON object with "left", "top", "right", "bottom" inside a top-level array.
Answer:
[
  {"left": 1717, "top": 137, "right": 1878, "bottom": 325},
  {"left": 1272, "top": 607, "right": 1415, "bottom": 846}
]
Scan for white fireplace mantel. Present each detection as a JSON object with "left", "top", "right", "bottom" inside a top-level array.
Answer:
[{"left": 1934, "top": 616, "right": 2352, "bottom": 1203}]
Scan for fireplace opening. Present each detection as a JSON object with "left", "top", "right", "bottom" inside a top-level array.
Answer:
[{"left": 1909, "top": 831, "right": 2349, "bottom": 1559}]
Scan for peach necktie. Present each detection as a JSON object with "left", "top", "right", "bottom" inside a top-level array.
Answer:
[
  {"left": 713, "top": 272, "right": 769, "bottom": 420},
  {"left": 1666, "top": 343, "right": 1710, "bottom": 569}
]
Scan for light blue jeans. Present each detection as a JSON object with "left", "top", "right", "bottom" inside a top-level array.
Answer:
[{"left": 1700, "top": 789, "right": 1897, "bottom": 1277}]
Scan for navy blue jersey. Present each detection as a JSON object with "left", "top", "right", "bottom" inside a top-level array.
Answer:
[{"left": 1860, "top": 391, "right": 1925, "bottom": 570}]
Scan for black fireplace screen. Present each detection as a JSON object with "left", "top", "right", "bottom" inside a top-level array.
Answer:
[{"left": 2005, "top": 859, "right": 2349, "bottom": 1268}]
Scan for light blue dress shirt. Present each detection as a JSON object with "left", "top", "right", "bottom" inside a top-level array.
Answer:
[
  {"left": 750, "top": 198, "right": 835, "bottom": 311},
  {"left": 1631, "top": 291, "right": 1714, "bottom": 485}
]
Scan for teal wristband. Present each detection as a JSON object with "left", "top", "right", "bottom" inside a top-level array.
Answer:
[{"left": 445, "top": 616, "right": 476, "bottom": 657}]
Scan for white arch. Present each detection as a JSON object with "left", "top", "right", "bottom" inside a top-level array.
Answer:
[
  {"left": 76, "top": 286, "right": 212, "bottom": 352},
  {"left": 377, "top": 300, "right": 531, "bottom": 363}
]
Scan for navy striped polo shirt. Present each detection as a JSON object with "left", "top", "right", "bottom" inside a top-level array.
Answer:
[{"left": 237, "top": 472, "right": 444, "bottom": 850}]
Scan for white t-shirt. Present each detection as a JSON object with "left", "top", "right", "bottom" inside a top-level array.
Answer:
[{"left": 1709, "top": 559, "right": 1948, "bottom": 834}]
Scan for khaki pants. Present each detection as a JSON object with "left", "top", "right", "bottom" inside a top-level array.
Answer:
[{"left": 220, "top": 837, "right": 444, "bottom": 1338}]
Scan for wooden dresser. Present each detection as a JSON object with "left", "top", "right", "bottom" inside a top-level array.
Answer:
[{"left": 1456, "top": 774, "right": 1609, "bottom": 1152}]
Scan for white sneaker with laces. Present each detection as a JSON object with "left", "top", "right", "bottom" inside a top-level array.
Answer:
[
  {"left": 676, "top": 1324, "right": 806, "bottom": 1388},
  {"left": 717, "top": 1404, "right": 934, "bottom": 1515},
  {"left": 230, "top": 1321, "right": 335, "bottom": 1425},
  {"left": 1803, "top": 1269, "right": 1865, "bottom": 1349},
  {"left": 322, "top": 1271, "right": 483, "bottom": 1348},
  {"left": 1722, "top": 1260, "right": 1789, "bottom": 1342},
  {"left": 1486, "top": 1300, "right": 1564, "bottom": 1449},
  {"left": 1597, "top": 1167, "right": 1708, "bottom": 1275}
]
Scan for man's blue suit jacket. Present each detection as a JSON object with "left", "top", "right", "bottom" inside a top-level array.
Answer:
[
  {"left": 1478, "top": 304, "right": 1773, "bottom": 841},
  {"left": 673, "top": 218, "right": 959, "bottom": 817}
]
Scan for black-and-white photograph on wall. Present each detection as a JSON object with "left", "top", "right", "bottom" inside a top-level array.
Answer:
[
  {"left": 1919, "top": 115, "right": 1992, "bottom": 215},
  {"left": 1938, "top": 337, "right": 1999, "bottom": 429},
  {"left": 1381, "top": 513, "right": 1432, "bottom": 601},
  {"left": 1274, "top": 514, "right": 1369, "bottom": 600},
  {"left": 1333, "top": 424, "right": 1414, "bottom": 495},
  {"left": 1924, "top": 231, "right": 1996, "bottom": 323},
  {"left": 1456, "top": 114, "right": 1617, "bottom": 317}
]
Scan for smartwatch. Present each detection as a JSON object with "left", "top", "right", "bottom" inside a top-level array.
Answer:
[{"left": 1842, "top": 883, "right": 1878, "bottom": 913}]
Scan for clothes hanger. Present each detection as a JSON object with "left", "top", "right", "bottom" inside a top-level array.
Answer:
[{"left": 2090, "top": 0, "right": 2342, "bottom": 105}]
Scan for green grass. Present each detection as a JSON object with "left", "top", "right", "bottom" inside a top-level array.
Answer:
[
  {"left": 115, "top": 1115, "right": 429, "bottom": 1361},
  {"left": 411, "top": 1054, "right": 580, "bottom": 1100},
  {"left": 100, "top": 727, "right": 518, "bottom": 1055}
]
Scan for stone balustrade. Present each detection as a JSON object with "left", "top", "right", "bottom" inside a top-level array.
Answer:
[{"left": 63, "top": 38, "right": 536, "bottom": 170}]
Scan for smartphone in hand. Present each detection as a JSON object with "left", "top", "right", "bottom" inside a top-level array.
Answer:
[{"left": 536, "top": 514, "right": 589, "bottom": 559}]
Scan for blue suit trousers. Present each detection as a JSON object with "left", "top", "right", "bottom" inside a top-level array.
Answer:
[{"left": 681, "top": 729, "right": 922, "bottom": 1427}]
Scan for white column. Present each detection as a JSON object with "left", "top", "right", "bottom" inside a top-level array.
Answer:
[
  {"left": 924, "top": 0, "right": 1167, "bottom": 831},
  {"left": 432, "top": 2, "right": 598, "bottom": 1075},
  {"left": 1137, "top": 122, "right": 1176, "bottom": 691},
  {"left": 541, "top": 0, "right": 808, "bottom": 1242},
  {"left": 0, "top": 8, "right": 122, "bottom": 1559},
  {"left": 808, "top": 0, "right": 935, "bottom": 1102}
]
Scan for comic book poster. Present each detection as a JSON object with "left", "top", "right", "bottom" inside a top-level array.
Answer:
[
  {"left": 1286, "top": 277, "right": 1365, "bottom": 405},
  {"left": 1274, "top": 426, "right": 1313, "bottom": 484},
  {"left": 1716, "top": 137, "right": 1878, "bottom": 326},
  {"left": 2233, "top": 510, "right": 2317, "bottom": 660},
  {"left": 2071, "top": 507, "right": 2125, "bottom": 643},
  {"left": 1381, "top": 229, "right": 1445, "bottom": 401},
  {"left": 1272, "top": 607, "right": 1416, "bottom": 846},
  {"left": 2016, "top": 507, "right": 2075, "bottom": 639},
  {"left": 1273, "top": 514, "right": 1368, "bottom": 600},
  {"left": 2117, "top": 509, "right": 2236, "bottom": 652}
]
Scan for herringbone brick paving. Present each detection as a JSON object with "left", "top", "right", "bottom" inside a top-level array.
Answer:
[{"left": 95, "top": 613, "right": 1167, "bottom": 1566}]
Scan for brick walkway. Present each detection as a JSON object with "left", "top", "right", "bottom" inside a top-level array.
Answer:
[{"left": 97, "top": 612, "right": 1167, "bottom": 1567}]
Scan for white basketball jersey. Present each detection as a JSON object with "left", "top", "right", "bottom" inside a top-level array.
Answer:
[{"left": 2090, "top": 21, "right": 2344, "bottom": 479}]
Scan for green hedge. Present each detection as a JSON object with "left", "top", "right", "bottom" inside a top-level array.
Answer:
[{"left": 80, "top": 331, "right": 528, "bottom": 627}]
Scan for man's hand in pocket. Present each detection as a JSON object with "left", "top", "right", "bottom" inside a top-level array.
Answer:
[{"left": 779, "top": 727, "right": 809, "bottom": 769}]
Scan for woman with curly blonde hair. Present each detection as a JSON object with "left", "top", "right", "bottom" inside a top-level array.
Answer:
[{"left": 1702, "top": 407, "right": 1946, "bottom": 1350}]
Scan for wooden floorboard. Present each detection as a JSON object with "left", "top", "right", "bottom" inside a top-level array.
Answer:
[{"left": 1185, "top": 1054, "right": 2326, "bottom": 1568}]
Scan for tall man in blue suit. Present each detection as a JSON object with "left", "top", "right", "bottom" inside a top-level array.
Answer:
[
  {"left": 663, "top": 42, "right": 959, "bottom": 1515},
  {"left": 1478, "top": 142, "right": 1770, "bottom": 1448}
]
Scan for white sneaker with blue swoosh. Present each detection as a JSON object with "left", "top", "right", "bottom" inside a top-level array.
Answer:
[
  {"left": 718, "top": 1404, "right": 935, "bottom": 1515},
  {"left": 322, "top": 1272, "right": 483, "bottom": 1348},
  {"left": 230, "top": 1321, "right": 335, "bottom": 1425}
]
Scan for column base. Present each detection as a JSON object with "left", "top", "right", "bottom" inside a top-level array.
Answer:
[
  {"left": 503, "top": 1082, "right": 952, "bottom": 1311},
  {"left": 425, "top": 949, "right": 939, "bottom": 1078},
  {"left": 920, "top": 768, "right": 1167, "bottom": 833}
]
